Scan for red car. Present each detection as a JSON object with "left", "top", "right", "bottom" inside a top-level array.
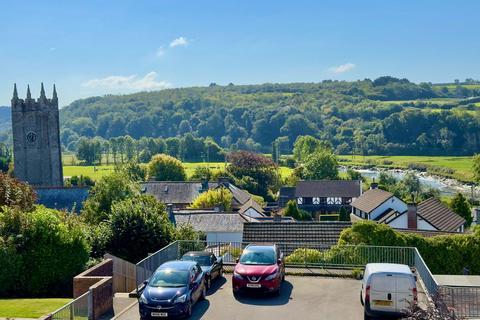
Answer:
[{"left": 232, "top": 244, "right": 285, "bottom": 296}]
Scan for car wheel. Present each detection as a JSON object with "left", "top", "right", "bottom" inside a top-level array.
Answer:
[
  {"left": 200, "top": 284, "right": 207, "bottom": 300},
  {"left": 185, "top": 300, "right": 192, "bottom": 319},
  {"left": 205, "top": 276, "right": 211, "bottom": 290},
  {"left": 363, "top": 312, "right": 371, "bottom": 320}
]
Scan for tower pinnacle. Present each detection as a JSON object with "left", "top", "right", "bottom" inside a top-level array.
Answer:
[
  {"left": 40, "top": 82, "right": 46, "bottom": 99},
  {"left": 52, "top": 84, "right": 57, "bottom": 100},
  {"left": 13, "top": 83, "right": 18, "bottom": 100},
  {"left": 26, "top": 85, "right": 32, "bottom": 100}
]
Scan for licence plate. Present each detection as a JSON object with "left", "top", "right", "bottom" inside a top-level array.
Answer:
[
  {"left": 151, "top": 312, "right": 168, "bottom": 317},
  {"left": 373, "top": 300, "right": 392, "bottom": 306},
  {"left": 246, "top": 283, "right": 261, "bottom": 288}
]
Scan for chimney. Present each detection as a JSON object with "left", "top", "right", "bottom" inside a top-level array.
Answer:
[
  {"left": 167, "top": 204, "right": 175, "bottom": 225},
  {"left": 214, "top": 203, "right": 224, "bottom": 212},
  {"left": 407, "top": 203, "right": 417, "bottom": 230},
  {"left": 474, "top": 208, "right": 480, "bottom": 225},
  {"left": 370, "top": 178, "right": 378, "bottom": 190}
]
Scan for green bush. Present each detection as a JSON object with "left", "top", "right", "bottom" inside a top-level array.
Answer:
[
  {"left": 0, "top": 206, "right": 90, "bottom": 297},
  {"left": 339, "top": 221, "right": 480, "bottom": 275},
  {"left": 285, "top": 248, "right": 323, "bottom": 264},
  {"left": 107, "top": 194, "right": 175, "bottom": 263}
]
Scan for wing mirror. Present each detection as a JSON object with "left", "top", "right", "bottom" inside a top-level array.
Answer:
[
  {"left": 277, "top": 259, "right": 282, "bottom": 265},
  {"left": 236, "top": 258, "right": 239, "bottom": 263}
]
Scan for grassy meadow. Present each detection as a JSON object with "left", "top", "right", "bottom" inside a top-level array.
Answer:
[
  {"left": 338, "top": 155, "right": 474, "bottom": 182},
  {"left": 0, "top": 298, "right": 71, "bottom": 318}
]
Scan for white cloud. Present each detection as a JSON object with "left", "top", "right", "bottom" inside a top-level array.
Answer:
[
  {"left": 329, "top": 63, "right": 356, "bottom": 74},
  {"left": 82, "top": 72, "right": 171, "bottom": 91},
  {"left": 156, "top": 46, "right": 165, "bottom": 57},
  {"left": 169, "top": 36, "right": 188, "bottom": 48}
]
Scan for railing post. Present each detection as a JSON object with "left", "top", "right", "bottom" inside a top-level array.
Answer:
[
  {"left": 88, "top": 290, "right": 94, "bottom": 320},
  {"left": 70, "top": 302, "right": 74, "bottom": 320}
]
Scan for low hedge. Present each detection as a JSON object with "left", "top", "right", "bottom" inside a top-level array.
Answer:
[{"left": 338, "top": 221, "right": 480, "bottom": 275}]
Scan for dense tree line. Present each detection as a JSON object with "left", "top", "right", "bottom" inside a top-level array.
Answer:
[
  {"left": 58, "top": 77, "right": 480, "bottom": 156},
  {"left": 75, "top": 133, "right": 224, "bottom": 165}
]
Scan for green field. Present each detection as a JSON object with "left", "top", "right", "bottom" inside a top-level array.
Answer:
[
  {"left": 63, "top": 162, "right": 294, "bottom": 180},
  {"left": 0, "top": 298, "right": 71, "bottom": 318},
  {"left": 338, "top": 155, "right": 474, "bottom": 182}
]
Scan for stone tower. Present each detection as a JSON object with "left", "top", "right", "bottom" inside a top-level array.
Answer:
[{"left": 11, "top": 83, "right": 63, "bottom": 186}]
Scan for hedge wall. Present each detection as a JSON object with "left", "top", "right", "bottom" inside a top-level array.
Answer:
[
  {"left": 0, "top": 206, "right": 90, "bottom": 297},
  {"left": 338, "top": 221, "right": 480, "bottom": 275}
]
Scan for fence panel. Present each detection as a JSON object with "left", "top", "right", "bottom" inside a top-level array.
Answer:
[
  {"left": 50, "top": 291, "right": 90, "bottom": 320},
  {"left": 136, "top": 241, "right": 179, "bottom": 286}
]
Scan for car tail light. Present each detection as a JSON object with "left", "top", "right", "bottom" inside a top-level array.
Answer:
[
  {"left": 365, "top": 285, "right": 370, "bottom": 303},
  {"left": 413, "top": 287, "right": 418, "bottom": 302}
]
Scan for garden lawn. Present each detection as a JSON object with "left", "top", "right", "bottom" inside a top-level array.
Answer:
[
  {"left": 0, "top": 298, "right": 71, "bottom": 318},
  {"left": 338, "top": 155, "right": 474, "bottom": 182}
]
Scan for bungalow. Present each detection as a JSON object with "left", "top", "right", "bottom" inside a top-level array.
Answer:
[
  {"left": 279, "top": 180, "right": 362, "bottom": 217},
  {"left": 351, "top": 188, "right": 466, "bottom": 233},
  {"left": 142, "top": 179, "right": 256, "bottom": 210}
]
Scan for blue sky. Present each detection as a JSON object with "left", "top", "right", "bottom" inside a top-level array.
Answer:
[{"left": 0, "top": 0, "right": 479, "bottom": 106}]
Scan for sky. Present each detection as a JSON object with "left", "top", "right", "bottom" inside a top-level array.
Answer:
[{"left": 0, "top": 0, "right": 479, "bottom": 106}]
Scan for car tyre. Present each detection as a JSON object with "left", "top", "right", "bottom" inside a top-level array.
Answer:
[
  {"left": 184, "top": 300, "right": 193, "bottom": 319},
  {"left": 200, "top": 284, "right": 207, "bottom": 300},
  {"left": 272, "top": 288, "right": 281, "bottom": 297},
  {"left": 205, "top": 276, "right": 211, "bottom": 290},
  {"left": 363, "top": 312, "right": 372, "bottom": 320}
]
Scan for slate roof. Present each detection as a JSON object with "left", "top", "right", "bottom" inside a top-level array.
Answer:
[
  {"left": 142, "top": 181, "right": 206, "bottom": 205},
  {"left": 417, "top": 197, "right": 466, "bottom": 232},
  {"left": 351, "top": 189, "right": 393, "bottom": 213},
  {"left": 375, "top": 208, "right": 405, "bottom": 224},
  {"left": 173, "top": 212, "right": 246, "bottom": 233},
  {"left": 243, "top": 222, "right": 352, "bottom": 253},
  {"left": 35, "top": 187, "right": 90, "bottom": 213},
  {"left": 210, "top": 182, "right": 252, "bottom": 207},
  {"left": 294, "top": 180, "right": 361, "bottom": 198},
  {"left": 238, "top": 198, "right": 265, "bottom": 216},
  {"left": 279, "top": 187, "right": 296, "bottom": 207}
]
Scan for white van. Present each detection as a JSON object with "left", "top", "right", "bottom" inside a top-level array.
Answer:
[{"left": 360, "top": 263, "right": 417, "bottom": 319}]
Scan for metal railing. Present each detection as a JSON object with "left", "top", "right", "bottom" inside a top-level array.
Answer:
[
  {"left": 50, "top": 291, "right": 91, "bottom": 320},
  {"left": 440, "top": 286, "right": 480, "bottom": 318},
  {"left": 133, "top": 240, "right": 480, "bottom": 319}
]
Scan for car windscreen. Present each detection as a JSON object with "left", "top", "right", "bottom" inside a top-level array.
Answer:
[
  {"left": 149, "top": 269, "right": 190, "bottom": 288},
  {"left": 239, "top": 248, "right": 276, "bottom": 265},
  {"left": 182, "top": 255, "right": 212, "bottom": 266}
]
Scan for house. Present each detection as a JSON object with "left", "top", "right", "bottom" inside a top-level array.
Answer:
[
  {"left": 34, "top": 186, "right": 90, "bottom": 213},
  {"left": 238, "top": 198, "right": 265, "bottom": 219},
  {"left": 173, "top": 211, "right": 248, "bottom": 243},
  {"left": 279, "top": 180, "right": 362, "bottom": 218},
  {"left": 142, "top": 179, "right": 257, "bottom": 210},
  {"left": 351, "top": 188, "right": 466, "bottom": 233}
]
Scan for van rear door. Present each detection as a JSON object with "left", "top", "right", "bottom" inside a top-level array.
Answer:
[
  {"left": 395, "top": 275, "right": 415, "bottom": 313},
  {"left": 369, "top": 273, "right": 395, "bottom": 312}
]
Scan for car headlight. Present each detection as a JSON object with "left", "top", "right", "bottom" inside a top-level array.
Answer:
[
  {"left": 174, "top": 294, "right": 187, "bottom": 304},
  {"left": 139, "top": 294, "right": 148, "bottom": 304},
  {"left": 233, "top": 271, "right": 244, "bottom": 280},
  {"left": 265, "top": 271, "right": 279, "bottom": 281}
]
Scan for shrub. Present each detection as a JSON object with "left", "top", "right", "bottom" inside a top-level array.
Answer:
[
  {"left": 0, "top": 172, "right": 36, "bottom": 212},
  {"left": 285, "top": 248, "right": 323, "bottom": 264},
  {"left": 189, "top": 187, "right": 233, "bottom": 211},
  {"left": 0, "top": 206, "right": 90, "bottom": 297},
  {"left": 147, "top": 153, "right": 186, "bottom": 181},
  {"left": 107, "top": 194, "right": 175, "bottom": 262}
]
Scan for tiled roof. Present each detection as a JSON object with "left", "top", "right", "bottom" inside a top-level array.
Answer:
[
  {"left": 417, "top": 197, "right": 466, "bottom": 232},
  {"left": 210, "top": 182, "right": 251, "bottom": 207},
  {"left": 351, "top": 189, "right": 393, "bottom": 213},
  {"left": 243, "top": 222, "right": 352, "bottom": 253},
  {"left": 174, "top": 212, "right": 246, "bottom": 233},
  {"left": 294, "top": 180, "right": 361, "bottom": 198},
  {"left": 35, "top": 187, "right": 90, "bottom": 213}
]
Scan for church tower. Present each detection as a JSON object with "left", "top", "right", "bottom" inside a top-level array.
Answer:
[{"left": 11, "top": 83, "right": 63, "bottom": 186}]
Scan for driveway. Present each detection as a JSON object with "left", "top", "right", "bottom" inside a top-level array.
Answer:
[{"left": 114, "top": 275, "right": 364, "bottom": 320}]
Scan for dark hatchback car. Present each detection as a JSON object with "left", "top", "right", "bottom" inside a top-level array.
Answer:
[
  {"left": 139, "top": 260, "right": 206, "bottom": 319},
  {"left": 232, "top": 244, "right": 285, "bottom": 296},
  {"left": 181, "top": 251, "right": 223, "bottom": 289}
]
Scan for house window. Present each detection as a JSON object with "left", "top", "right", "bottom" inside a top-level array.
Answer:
[
  {"left": 304, "top": 197, "right": 313, "bottom": 205},
  {"left": 320, "top": 197, "right": 327, "bottom": 204},
  {"left": 313, "top": 197, "right": 320, "bottom": 204},
  {"left": 297, "top": 197, "right": 303, "bottom": 205}
]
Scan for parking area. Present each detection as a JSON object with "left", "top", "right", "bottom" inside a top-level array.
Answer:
[{"left": 115, "top": 275, "right": 364, "bottom": 320}]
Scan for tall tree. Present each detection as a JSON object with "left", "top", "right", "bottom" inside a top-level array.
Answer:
[
  {"left": 147, "top": 154, "right": 187, "bottom": 181},
  {"left": 449, "top": 193, "right": 472, "bottom": 227}
]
